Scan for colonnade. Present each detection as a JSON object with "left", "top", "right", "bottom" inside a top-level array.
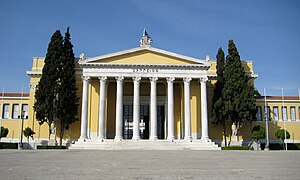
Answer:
[{"left": 79, "top": 76, "right": 209, "bottom": 142}]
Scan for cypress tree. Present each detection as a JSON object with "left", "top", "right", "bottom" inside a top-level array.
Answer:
[
  {"left": 56, "top": 27, "right": 79, "bottom": 146},
  {"left": 34, "top": 30, "right": 64, "bottom": 127},
  {"left": 222, "top": 40, "right": 257, "bottom": 134},
  {"left": 212, "top": 47, "right": 227, "bottom": 146}
]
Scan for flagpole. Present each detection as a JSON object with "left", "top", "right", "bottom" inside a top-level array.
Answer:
[
  {"left": 19, "top": 85, "right": 24, "bottom": 149},
  {"left": 264, "top": 88, "right": 269, "bottom": 150},
  {"left": 281, "top": 88, "right": 287, "bottom": 151},
  {"left": 298, "top": 88, "right": 300, "bottom": 102}
]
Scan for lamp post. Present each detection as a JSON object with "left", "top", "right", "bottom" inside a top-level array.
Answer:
[
  {"left": 19, "top": 110, "right": 25, "bottom": 149},
  {"left": 264, "top": 88, "right": 269, "bottom": 150}
]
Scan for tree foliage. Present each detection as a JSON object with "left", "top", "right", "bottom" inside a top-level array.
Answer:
[
  {"left": 34, "top": 28, "right": 78, "bottom": 146},
  {"left": 212, "top": 48, "right": 228, "bottom": 146},
  {"left": 56, "top": 27, "right": 79, "bottom": 146},
  {"left": 275, "top": 129, "right": 290, "bottom": 142},
  {"left": 0, "top": 126, "right": 9, "bottom": 140},
  {"left": 251, "top": 125, "right": 265, "bottom": 141},
  {"left": 222, "top": 40, "right": 257, "bottom": 132},
  {"left": 34, "top": 30, "right": 64, "bottom": 125},
  {"left": 23, "top": 127, "right": 35, "bottom": 143},
  {"left": 212, "top": 47, "right": 225, "bottom": 125},
  {"left": 275, "top": 129, "right": 290, "bottom": 150}
]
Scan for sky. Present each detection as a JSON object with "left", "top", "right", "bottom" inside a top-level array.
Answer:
[{"left": 0, "top": 0, "right": 299, "bottom": 95}]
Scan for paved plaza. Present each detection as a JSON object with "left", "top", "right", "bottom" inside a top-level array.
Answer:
[{"left": 0, "top": 150, "right": 299, "bottom": 179}]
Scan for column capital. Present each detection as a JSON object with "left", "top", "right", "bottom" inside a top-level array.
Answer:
[
  {"left": 183, "top": 77, "right": 192, "bottom": 83},
  {"left": 98, "top": 76, "right": 107, "bottom": 82},
  {"left": 166, "top": 77, "right": 175, "bottom": 83},
  {"left": 115, "top": 76, "right": 124, "bottom": 82},
  {"left": 81, "top": 76, "right": 90, "bottom": 82},
  {"left": 199, "top": 77, "right": 208, "bottom": 83},
  {"left": 133, "top": 76, "right": 141, "bottom": 82},
  {"left": 149, "top": 77, "right": 158, "bottom": 83}
]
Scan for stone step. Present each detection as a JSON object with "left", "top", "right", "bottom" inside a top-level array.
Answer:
[{"left": 69, "top": 139, "right": 221, "bottom": 150}]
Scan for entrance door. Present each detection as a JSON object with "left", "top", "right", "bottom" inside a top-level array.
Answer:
[
  {"left": 123, "top": 105, "right": 164, "bottom": 139},
  {"left": 157, "top": 106, "right": 165, "bottom": 139},
  {"left": 123, "top": 105, "right": 149, "bottom": 139}
]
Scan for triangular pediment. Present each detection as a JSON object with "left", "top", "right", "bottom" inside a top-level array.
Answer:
[{"left": 80, "top": 47, "right": 209, "bottom": 66}]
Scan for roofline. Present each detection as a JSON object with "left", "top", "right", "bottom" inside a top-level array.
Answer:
[{"left": 79, "top": 46, "right": 210, "bottom": 66}]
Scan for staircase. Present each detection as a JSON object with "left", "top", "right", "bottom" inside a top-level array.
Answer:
[{"left": 69, "top": 139, "right": 221, "bottom": 150}]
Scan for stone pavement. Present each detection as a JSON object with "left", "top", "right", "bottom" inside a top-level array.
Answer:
[{"left": 0, "top": 150, "right": 299, "bottom": 179}]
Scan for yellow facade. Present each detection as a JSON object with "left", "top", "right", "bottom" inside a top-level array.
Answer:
[
  {"left": 0, "top": 93, "right": 29, "bottom": 142},
  {"left": 1, "top": 47, "right": 299, "bottom": 146}
]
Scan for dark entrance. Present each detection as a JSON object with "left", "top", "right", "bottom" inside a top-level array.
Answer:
[
  {"left": 157, "top": 105, "right": 165, "bottom": 139},
  {"left": 123, "top": 105, "right": 165, "bottom": 139}
]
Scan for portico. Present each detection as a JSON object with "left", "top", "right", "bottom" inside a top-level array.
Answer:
[{"left": 77, "top": 31, "right": 212, "bottom": 143}]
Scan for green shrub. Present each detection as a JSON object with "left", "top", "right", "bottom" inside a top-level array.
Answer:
[
  {"left": 0, "top": 142, "right": 18, "bottom": 149},
  {"left": 222, "top": 146, "right": 249, "bottom": 150},
  {"left": 275, "top": 129, "right": 290, "bottom": 150},
  {"left": 0, "top": 126, "right": 9, "bottom": 140},
  {"left": 251, "top": 125, "right": 265, "bottom": 141},
  {"left": 37, "top": 145, "right": 67, "bottom": 149},
  {"left": 275, "top": 129, "right": 290, "bottom": 142}
]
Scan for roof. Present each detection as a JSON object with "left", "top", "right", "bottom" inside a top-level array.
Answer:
[
  {"left": 257, "top": 96, "right": 300, "bottom": 101},
  {"left": 0, "top": 93, "right": 30, "bottom": 98}
]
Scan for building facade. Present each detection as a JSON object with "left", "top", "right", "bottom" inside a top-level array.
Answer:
[{"left": 1, "top": 33, "right": 300, "bottom": 147}]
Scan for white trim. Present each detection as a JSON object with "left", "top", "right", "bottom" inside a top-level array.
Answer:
[{"left": 0, "top": 97, "right": 29, "bottom": 100}]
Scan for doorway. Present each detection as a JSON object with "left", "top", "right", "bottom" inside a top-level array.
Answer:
[{"left": 123, "top": 105, "right": 165, "bottom": 139}]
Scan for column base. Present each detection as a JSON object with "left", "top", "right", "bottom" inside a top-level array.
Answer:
[
  {"left": 78, "top": 136, "right": 87, "bottom": 142},
  {"left": 132, "top": 136, "right": 140, "bottom": 141},
  {"left": 114, "top": 136, "right": 123, "bottom": 142},
  {"left": 149, "top": 136, "right": 158, "bottom": 141},
  {"left": 184, "top": 136, "right": 192, "bottom": 142},
  {"left": 167, "top": 136, "right": 175, "bottom": 142},
  {"left": 97, "top": 136, "right": 105, "bottom": 142},
  {"left": 200, "top": 136, "right": 211, "bottom": 142}
]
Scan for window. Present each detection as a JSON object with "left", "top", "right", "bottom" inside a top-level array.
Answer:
[
  {"left": 282, "top": 106, "right": 288, "bottom": 121},
  {"left": 273, "top": 106, "right": 279, "bottom": 121},
  {"left": 2, "top": 104, "right": 10, "bottom": 119},
  {"left": 21, "top": 104, "right": 28, "bottom": 119},
  {"left": 12, "top": 104, "right": 19, "bottom": 119},
  {"left": 264, "top": 106, "right": 270, "bottom": 121},
  {"left": 290, "top": 107, "right": 296, "bottom": 121},
  {"left": 256, "top": 106, "right": 262, "bottom": 121}
]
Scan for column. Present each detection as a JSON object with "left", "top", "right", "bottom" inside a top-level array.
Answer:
[
  {"left": 183, "top": 77, "right": 192, "bottom": 141},
  {"left": 79, "top": 76, "right": 90, "bottom": 141},
  {"left": 114, "top": 76, "right": 124, "bottom": 141},
  {"left": 166, "top": 77, "right": 175, "bottom": 141},
  {"left": 149, "top": 77, "right": 158, "bottom": 141},
  {"left": 132, "top": 76, "right": 141, "bottom": 141},
  {"left": 200, "top": 77, "right": 209, "bottom": 140},
  {"left": 98, "top": 76, "right": 107, "bottom": 141}
]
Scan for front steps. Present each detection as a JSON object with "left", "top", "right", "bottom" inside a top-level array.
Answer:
[{"left": 69, "top": 139, "right": 221, "bottom": 150}]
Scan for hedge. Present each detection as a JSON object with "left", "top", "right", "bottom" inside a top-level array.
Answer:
[
  {"left": 0, "top": 142, "right": 18, "bottom": 149},
  {"left": 37, "top": 145, "right": 67, "bottom": 149},
  {"left": 222, "top": 146, "right": 249, "bottom": 150},
  {"left": 262, "top": 143, "right": 300, "bottom": 150}
]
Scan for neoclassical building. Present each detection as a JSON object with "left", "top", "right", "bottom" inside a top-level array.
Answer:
[{"left": 1, "top": 31, "right": 299, "bottom": 149}]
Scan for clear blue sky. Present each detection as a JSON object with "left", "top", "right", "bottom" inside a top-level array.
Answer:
[{"left": 0, "top": 0, "right": 299, "bottom": 95}]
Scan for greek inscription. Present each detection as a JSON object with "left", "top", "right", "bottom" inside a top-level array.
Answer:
[{"left": 133, "top": 69, "right": 158, "bottom": 73}]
